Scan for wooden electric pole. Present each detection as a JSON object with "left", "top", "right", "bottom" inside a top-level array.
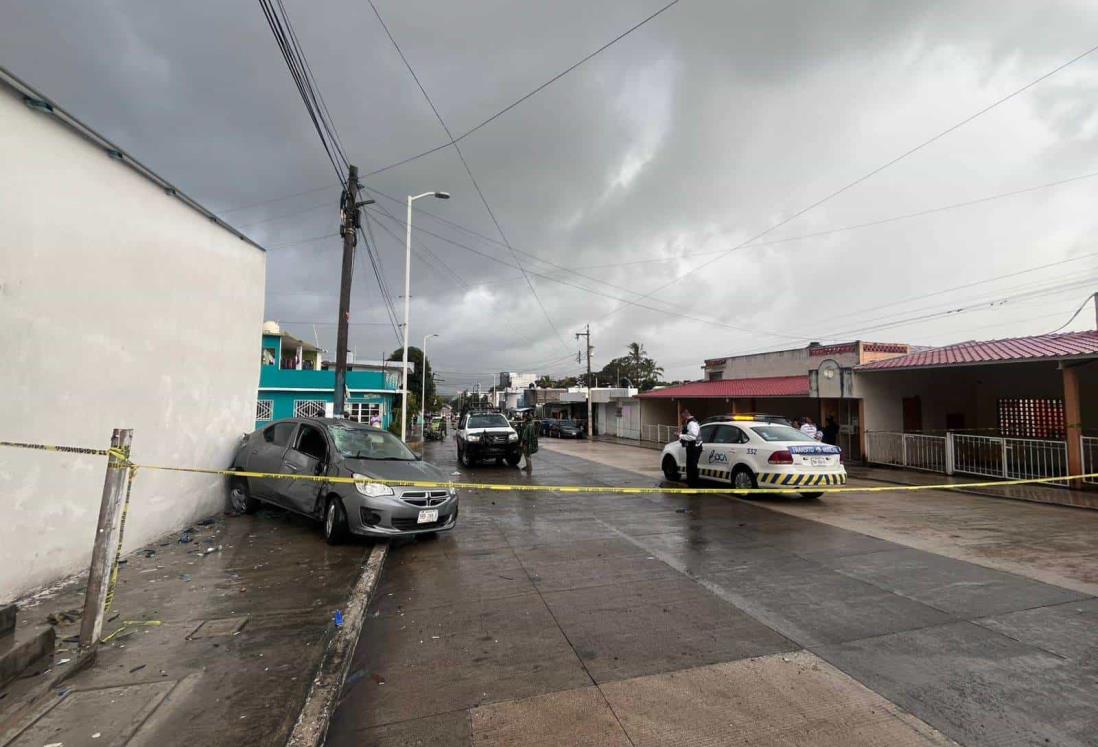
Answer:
[
  {"left": 333, "top": 166, "right": 374, "bottom": 417},
  {"left": 575, "top": 324, "right": 593, "bottom": 440}
]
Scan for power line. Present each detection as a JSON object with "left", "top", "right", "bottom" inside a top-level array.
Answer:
[
  {"left": 1048, "top": 292, "right": 1097, "bottom": 333},
  {"left": 258, "top": 0, "right": 347, "bottom": 179},
  {"left": 363, "top": 0, "right": 682, "bottom": 178},
  {"left": 366, "top": 207, "right": 800, "bottom": 338},
  {"left": 366, "top": 0, "right": 570, "bottom": 350},
  {"left": 568, "top": 170, "right": 1098, "bottom": 272},
  {"left": 600, "top": 41, "right": 1098, "bottom": 320}
]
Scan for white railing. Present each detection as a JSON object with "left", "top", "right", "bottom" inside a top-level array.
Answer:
[
  {"left": 868, "top": 431, "right": 1073, "bottom": 487},
  {"left": 640, "top": 424, "right": 677, "bottom": 444},
  {"left": 866, "top": 432, "right": 946, "bottom": 472},
  {"left": 951, "top": 434, "right": 1068, "bottom": 482},
  {"left": 1083, "top": 436, "right": 1098, "bottom": 485}
]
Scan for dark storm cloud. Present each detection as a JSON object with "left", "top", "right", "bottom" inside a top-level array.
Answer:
[{"left": 4, "top": 0, "right": 1097, "bottom": 388}]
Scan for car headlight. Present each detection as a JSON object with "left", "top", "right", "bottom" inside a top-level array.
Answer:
[
  {"left": 354, "top": 474, "right": 394, "bottom": 497},
  {"left": 508, "top": 433, "right": 519, "bottom": 441},
  {"left": 449, "top": 487, "right": 457, "bottom": 497},
  {"left": 467, "top": 434, "right": 480, "bottom": 442}
]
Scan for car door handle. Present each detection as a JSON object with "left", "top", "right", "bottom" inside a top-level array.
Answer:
[{"left": 283, "top": 463, "right": 299, "bottom": 473}]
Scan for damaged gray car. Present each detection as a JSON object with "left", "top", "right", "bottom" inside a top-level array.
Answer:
[{"left": 230, "top": 418, "right": 458, "bottom": 544}]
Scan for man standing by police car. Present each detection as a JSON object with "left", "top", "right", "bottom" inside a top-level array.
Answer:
[{"left": 680, "top": 409, "right": 702, "bottom": 487}]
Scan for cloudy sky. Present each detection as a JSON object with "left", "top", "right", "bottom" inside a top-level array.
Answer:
[{"left": 4, "top": 0, "right": 1098, "bottom": 392}]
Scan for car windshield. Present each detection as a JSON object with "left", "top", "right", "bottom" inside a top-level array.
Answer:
[
  {"left": 750, "top": 425, "right": 819, "bottom": 443},
  {"left": 468, "top": 414, "right": 509, "bottom": 428},
  {"left": 329, "top": 426, "right": 417, "bottom": 460},
  {"left": 556, "top": 419, "right": 576, "bottom": 427}
]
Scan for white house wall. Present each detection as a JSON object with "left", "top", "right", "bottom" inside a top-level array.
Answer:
[{"left": 0, "top": 87, "right": 266, "bottom": 601}]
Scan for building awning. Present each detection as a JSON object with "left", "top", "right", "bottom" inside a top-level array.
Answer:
[
  {"left": 639, "top": 375, "right": 809, "bottom": 399},
  {"left": 856, "top": 330, "right": 1098, "bottom": 371}
]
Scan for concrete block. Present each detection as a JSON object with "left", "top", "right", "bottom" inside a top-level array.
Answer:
[
  {"left": 0, "top": 623, "right": 55, "bottom": 689},
  {"left": 0, "top": 604, "right": 15, "bottom": 636}
]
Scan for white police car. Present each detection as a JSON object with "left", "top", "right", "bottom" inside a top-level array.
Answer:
[{"left": 660, "top": 416, "right": 846, "bottom": 498}]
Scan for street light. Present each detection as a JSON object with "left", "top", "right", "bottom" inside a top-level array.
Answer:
[
  {"left": 421, "top": 333, "right": 439, "bottom": 440},
  {"left": 401, "top": 190, "right": 450, "bottom": 441}
]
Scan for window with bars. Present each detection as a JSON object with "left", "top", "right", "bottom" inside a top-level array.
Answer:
[
  {"left": 348, "top": 403, "right": 383, "bottom": 424},
  {"left": 997, "top": 398, "right": 1065, "bottom": 439},
  {"left": 256, "top": 400, "right": 273, "bottom": 421},
  {"left": 294, "top": 400, "right": 327, "bottom": 418}
]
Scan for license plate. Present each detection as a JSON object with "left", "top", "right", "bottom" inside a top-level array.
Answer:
[
  {"left": 417, "top": 509, "right": 439, "bottom": 524},
  {"left": 809, "top": 457, "right": 827, "bottom": 466}
]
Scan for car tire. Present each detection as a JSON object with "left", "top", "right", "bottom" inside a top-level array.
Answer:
[
  {"left": 731, "top": 466, "right": 758, "bottom": 494},
  {"left": 461, "top": 446, "right": 476, "bottom": 468},
  {"left": 800, "top": 492, "right": 823, "bottom": 500},
  {"left": 324, "top": 496, "right": 350, "bottom": 545},
  {"left": 229, "top": 478, "right": 259, "bottom": 515},
  {"left": 662, "top": 455, "right": 680, "bottom": 481},
  {"left": 495, "top": 457, "right": 504, "bottom": 466},
  {"left": 506, "top": 453, "right": 522, "bottom": 467}
]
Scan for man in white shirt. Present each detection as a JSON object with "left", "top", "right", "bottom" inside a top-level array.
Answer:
[
  {"left": 679, "top": 409, "right": 702, "bottom": 487},
  {"left": 800, "top": 417, "right": 818, "bottom": 439}
]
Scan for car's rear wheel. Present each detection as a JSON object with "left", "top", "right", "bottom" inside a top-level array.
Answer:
[
  {"left": 731, "top": 466, "right": 758, "bottom": 494},
  {"left": 800, "top": 492, "right": 823, "bottom": 500},
  {"left": 662, "top": 455, "right": 680, "bottom": 481},
  {"left": 229, "top": 478, "right": 259, "bottom": 515},
  {"left": 324, "top": 496, "right": 349, "bottom": 545}
]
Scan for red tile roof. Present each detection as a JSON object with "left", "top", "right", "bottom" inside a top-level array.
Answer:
[
  {"left": 857, "top": 330, "right": 1098, "bottom": 370},
  {"left": 639, "top": 375, "right": 809, "bottom": 399}
]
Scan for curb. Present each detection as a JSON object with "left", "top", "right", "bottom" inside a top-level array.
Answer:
[{"left": 285, "top": 541, "right": 389, "bottom": 747}]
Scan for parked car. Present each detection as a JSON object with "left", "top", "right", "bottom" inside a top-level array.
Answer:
[
  {"left": 455, "top": 411, "right": 522, "bottom": 467},
  {"left": 230, "top": 418, "right": 458, "bottom": 543},
  {"left": 545, "top": 418, "right": 584, "bottom": 439},
  {"left": 660, "top": 419, "right": 845, "bottom": 499}
]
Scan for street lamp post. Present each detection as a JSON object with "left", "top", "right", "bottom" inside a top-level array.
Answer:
[
  {"left": 401, "top": 190, "right": 450, "bottom": 441},
  {"left": 421, "top": 333, "right": 438, "bottom": 440}
]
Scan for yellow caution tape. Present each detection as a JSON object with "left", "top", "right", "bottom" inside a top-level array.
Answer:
[
  {"left": 3, "top": 438, "right": 1096, "bottom": 496},
  {"left": 0, "top": 440, "right": 111, "bottom": 457},
  {"left": 100, "top": 619, "right": 162, "bottom": 644}
]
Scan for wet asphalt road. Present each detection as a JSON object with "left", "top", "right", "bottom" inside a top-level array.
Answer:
[{"left": 327, "top": 442, "right": 1098, "bottom": 746}]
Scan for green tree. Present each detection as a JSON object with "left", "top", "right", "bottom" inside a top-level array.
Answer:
[
  {"left": 388, "top": 346, "right": 436, "bottom": 413},
  {"left": 597, "top": 342, "right": 664, "bottom": 391}
]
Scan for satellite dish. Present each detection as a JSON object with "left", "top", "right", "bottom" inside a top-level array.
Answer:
[{"left": 262, "top": 320, "right": 281, "bottom": 335}]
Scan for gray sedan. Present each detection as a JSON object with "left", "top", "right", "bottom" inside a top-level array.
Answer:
[{"left": 230, "top": 418, "right": 458, "bottom": 543}]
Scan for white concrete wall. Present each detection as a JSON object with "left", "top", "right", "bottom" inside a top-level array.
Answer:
[{"left": 0, "top": 87, "right": 265, "bottom": 601}]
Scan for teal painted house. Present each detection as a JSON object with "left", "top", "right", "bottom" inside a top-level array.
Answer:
[{"left": 255, "top": 323, "right": 406, "bottom": 430}]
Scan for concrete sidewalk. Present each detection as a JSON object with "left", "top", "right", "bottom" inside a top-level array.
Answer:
[{"left": 0, "top": 508, "right": 376, "bottom": 746}]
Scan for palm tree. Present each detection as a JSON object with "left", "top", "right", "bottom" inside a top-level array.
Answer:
[{"left": 627, "top": 342, "right": 645, "bottom": 365}]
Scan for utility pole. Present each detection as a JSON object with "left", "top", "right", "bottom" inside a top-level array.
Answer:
[
  {"left": 333, "top": 165, "right": 374, "bottom": 417},
  {"left": 575, "top": 324, "right": 593, "bottom": 441}
]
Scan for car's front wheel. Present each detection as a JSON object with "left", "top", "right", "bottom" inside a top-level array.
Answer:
[
  {"left": 662, "top": 455, "right": 680, "bottom": 481},
  {"left": 461, "top": 445, "right": 476, "bottom": 468},
  {"left": 800, "top": 492, "right": 823, "bottom": 500},
  {"left": 506, "top": 453, "right": 522, "bottom": 467},
  {"left": 731, "top": 466, "right": 758, "bottom": 494},
  {"left": 229, "top": 478, "right": 259, "bottom": 515},
  {"left": 324, "top": 496, "right": 349, "bottom": 545}
]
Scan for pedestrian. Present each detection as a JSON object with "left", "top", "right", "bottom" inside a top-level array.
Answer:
[
  {"left": 520, "top": 412, "right": 538, "bottom": 473},
  {"left": 679, "top": 408, "right": 702, "bottom": 487},
  {"left": 370, "top": 412, "right": 382, "bottom": 428},
  {"left": 800, "top": 417, "right": 818, "bottom": 439},
  {"left": 822, "top": 416, "right": 840, "bottom": 445}
]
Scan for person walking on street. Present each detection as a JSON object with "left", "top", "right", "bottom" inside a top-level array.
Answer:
[
  {"left": 680, "top": 409, "right": 702, "bottom": 487},
  {"left": 520, "top": 412, "right": 538, "bottom": 473}
]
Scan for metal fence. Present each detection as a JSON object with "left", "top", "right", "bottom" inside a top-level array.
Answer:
[
  {"left": 865, "top": 432, "right": 946, "bottom": 472},
  {"left": 868, "top": 431, "right": 1072, "bottom": 486},
  {"left": 951, "top": 433, "right": 1068, "bottom": 482},
  {"left": 641, "top": 424, "right": 677, "bottom": 444},
  {"left": 1083, "top": 436, "right": 1098, "bottom": 485}
]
